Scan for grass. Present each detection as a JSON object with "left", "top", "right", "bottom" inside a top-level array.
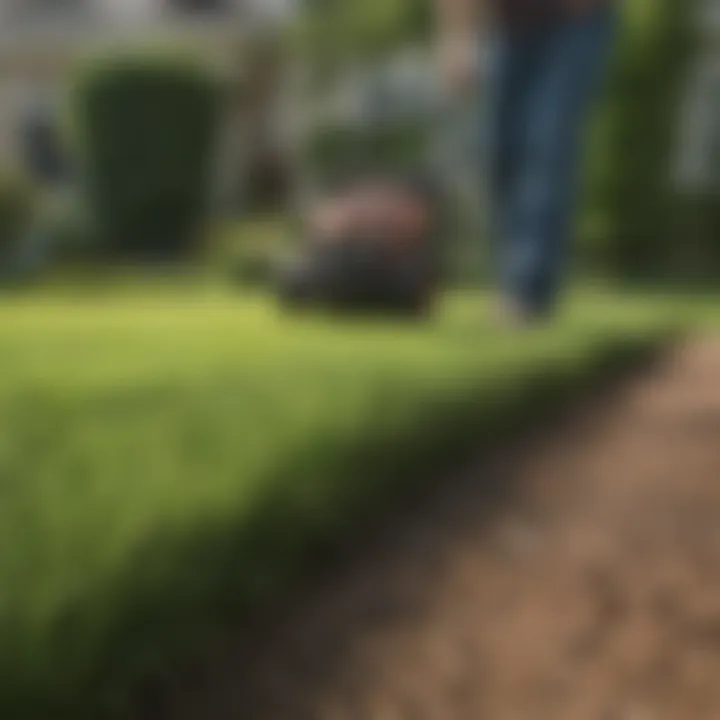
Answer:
[{"left": 0, "top": 286, "right": 687, "bottom": 717}]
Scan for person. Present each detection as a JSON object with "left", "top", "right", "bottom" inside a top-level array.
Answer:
[{"left": 437, "top": 0, "right": 618, "bottom": 323}]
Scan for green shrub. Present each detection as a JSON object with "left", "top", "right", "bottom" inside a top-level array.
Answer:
[
  {"left": 581, "top": 0, "right": 696, "bottom": 280},
  {"left": 218, "top": 215, "right": 289, "bottom": 289},
  {"left": 0, "top": 171, "right": 38, "bottom": 279},
  {"left": 305, "top": 122, "right": 431, "bottom": 179},
  {"left": 298, "top": 0, "right": 433, "bottom": 70},
  {"left": 70, "top": 51, "right": 222, "bottom": 263},
  {"left": 228, "top": 246, "right": 277, "bottom": 288},
  {"left": 32, "top": 191, "right": 99, "bottom": 265},
  {"left": 0, "top": 172, "right": 36, "bottom": 254}
]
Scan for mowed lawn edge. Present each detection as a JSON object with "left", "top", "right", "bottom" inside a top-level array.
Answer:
[{"left": 0, "top": 294, "right": 680, "bottom": 718}]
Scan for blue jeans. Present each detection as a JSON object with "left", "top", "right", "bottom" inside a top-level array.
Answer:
[{"left": 484, "top": 6, "right": 617, "bottom": 316}]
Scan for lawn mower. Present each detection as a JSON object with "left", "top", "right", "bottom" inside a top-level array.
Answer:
[{"left": 274, "top": 41, "right": 485, "bottom": 319}]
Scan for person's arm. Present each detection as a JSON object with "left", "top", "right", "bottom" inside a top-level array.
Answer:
[
  {"left": 435, "top": 0, "right": 486, "bottom": 93},
  {"left": 436, "top": 0, "right": 483, "bottom": 42}
]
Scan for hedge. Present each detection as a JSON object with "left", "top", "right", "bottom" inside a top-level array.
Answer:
[
  {"left": 581, "top": 0, "right": 696, "bottom": 280},
  {"left": 70, "top": 51, "right": 222, "bottom": 263}
]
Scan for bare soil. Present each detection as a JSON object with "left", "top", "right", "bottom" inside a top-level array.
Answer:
[{"left": 151, "top": 337, "right": 720, "bottom": 720}]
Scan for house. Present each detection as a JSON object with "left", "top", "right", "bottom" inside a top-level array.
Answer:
[{"left": 0, "top": 0, "right": 299, "bottom": 208}]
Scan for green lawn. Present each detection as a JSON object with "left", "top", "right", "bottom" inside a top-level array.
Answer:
[{"left": 0, "top": 287, "right": 687, "bottom": 717}]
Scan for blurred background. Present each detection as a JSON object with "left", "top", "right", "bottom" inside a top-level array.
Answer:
[{"left": 0, "top": 0, "right": 716, "bottom": 290}]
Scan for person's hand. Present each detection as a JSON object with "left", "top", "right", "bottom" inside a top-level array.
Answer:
[{"left": 438, "top": 37, "right": 478, "bottom": 97}]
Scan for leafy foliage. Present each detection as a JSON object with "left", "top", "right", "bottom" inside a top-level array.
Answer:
[
  {"left": 0, "top": 171, "right": 38, "bottom": 269},
  {"left": 582, "top": 0, "right": 696, "bottom": 279},
  {"left": 70, "top": 51, "right": 222, "bottom": 262}
]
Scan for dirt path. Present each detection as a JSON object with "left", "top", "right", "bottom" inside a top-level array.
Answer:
[{"left": 155, "top": 337, "right": 720, "bottom": 720}]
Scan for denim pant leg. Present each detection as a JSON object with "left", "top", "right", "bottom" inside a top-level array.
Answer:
[
  {"left": 490, "top": 8, "right": 617, "bottom": 315},
  {"left": 483, "top": 34, "right": 534, "bottom": 288}
]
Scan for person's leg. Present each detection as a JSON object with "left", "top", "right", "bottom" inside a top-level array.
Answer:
[
  {"left": 503, "top": 6, "right": 618, "bottom": 318},
  {"left": 482, "top": 31, "right": 539, "bottom": 295}
]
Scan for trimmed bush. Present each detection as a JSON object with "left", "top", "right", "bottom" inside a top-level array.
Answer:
[{"left": 70, "top": 51, "right": 222, "bottom": 263}]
